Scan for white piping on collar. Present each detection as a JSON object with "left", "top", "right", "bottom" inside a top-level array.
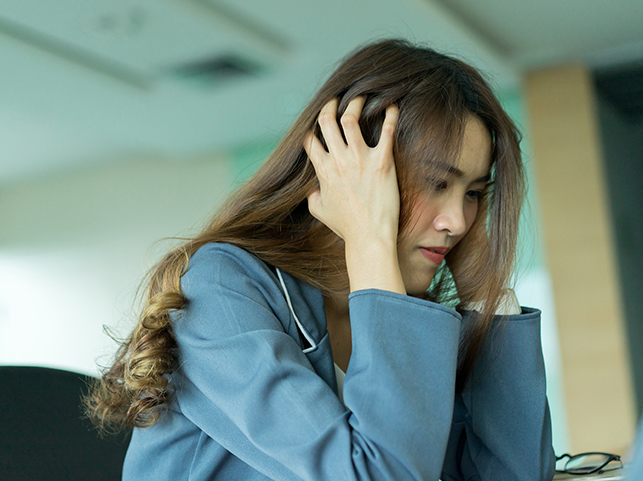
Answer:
[{"left": 275, "top": 268, "right": 317, "bottom": 353}]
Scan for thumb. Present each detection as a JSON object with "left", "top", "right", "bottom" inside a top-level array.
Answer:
[{"left": 307, "top": 189, "right": 322, "bottom": 220}]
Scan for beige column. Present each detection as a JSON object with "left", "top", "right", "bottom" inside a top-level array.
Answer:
[{"left": 524, "top": 65, "right": 636, "bottom": 453}]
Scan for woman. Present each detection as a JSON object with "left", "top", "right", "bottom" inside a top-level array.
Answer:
[{"left": 87, "top": 39, "right": 555, "bottom": 480}]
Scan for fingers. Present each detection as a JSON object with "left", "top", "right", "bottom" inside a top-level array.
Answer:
[
  {"left": 303, "top": 131, "right": 327, "bottom": 168},
  {"left": 316, "top": 96, "right": 369, "bottom": 152},
  {"left": 304, "top": 97, "right": 398, "bottom": 172},
  {"left": 316, "top": 98, "right": 345, "bottom": 153},
  {"left": 302, "top": 98, "right": 401, "bottom": 248},
  {"left": 376, "top": 103, "right": 399, "bottom": 154},
  {"left": 340, "top": 96, "right": 366, "bottom": 147}
]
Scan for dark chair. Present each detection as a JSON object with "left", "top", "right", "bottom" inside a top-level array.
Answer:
[{"left": 0, "top": 366, "right": 131, "bottom": 481}]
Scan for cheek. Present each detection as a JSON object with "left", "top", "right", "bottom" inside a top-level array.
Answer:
[
  {"left": 455, "top": 204, "right": 481, "bottom": 243},
  {"left": 465, "top": 204, "right": 479, "bottom": 229},
  {"left": 409, "top": 201, "right": 439, "bottom": 231}
]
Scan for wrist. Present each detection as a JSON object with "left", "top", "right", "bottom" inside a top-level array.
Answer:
[{"left": 345, "top": 239, "right": 406, "bottom": 295}]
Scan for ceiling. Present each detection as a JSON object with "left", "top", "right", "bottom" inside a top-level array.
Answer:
[{"left": 1, "top": 0, "right": 642, "bottom": 186}]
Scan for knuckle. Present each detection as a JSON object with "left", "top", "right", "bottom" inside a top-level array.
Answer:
[
  {"left": 340, "top": 113, "right": 359, "bottom": 128},
  {"left": 318, "top": 110, "right": 335, "bottom": 125}
]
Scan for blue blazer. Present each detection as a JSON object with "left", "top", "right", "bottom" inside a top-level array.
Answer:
[{"left": 123, "top": 243, "right": 555, "bottom": 480}]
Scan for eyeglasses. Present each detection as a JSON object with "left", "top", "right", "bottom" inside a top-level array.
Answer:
[{"left": 555, "top": 452, "right": 623, "bottom": 475}]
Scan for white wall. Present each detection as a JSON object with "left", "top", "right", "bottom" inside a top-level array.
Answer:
[{"left": 0, "top": 153, "right": 231, "bottom": 375}]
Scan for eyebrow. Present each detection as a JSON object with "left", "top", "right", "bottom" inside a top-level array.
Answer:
[{"left": 434, "top": 162, "right": 491, "bottom": 183}]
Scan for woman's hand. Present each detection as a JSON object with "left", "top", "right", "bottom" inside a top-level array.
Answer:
[
  {"left": 304, "top": 97, "right": 406, "bottom": 295},
  {"left": 463, "top": 288, "right": 522, "bottom": 315},
  {"left": 304, "top": 97, "right": 400, "bottom": 247}
]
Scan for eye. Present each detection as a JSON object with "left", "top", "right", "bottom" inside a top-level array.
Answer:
[
  {"left": 466, "top": 190, "right": 486, "bottom": 201},
  {"left": 466, "top": 181, "right": 492, "bottom": 201},
  {"left": 426, "top": 178, "right": 448, "bottom": 191}
]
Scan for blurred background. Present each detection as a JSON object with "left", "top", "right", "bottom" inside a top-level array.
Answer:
[{"left": 0, "top": 0, "right": 641, "bottom": 458}]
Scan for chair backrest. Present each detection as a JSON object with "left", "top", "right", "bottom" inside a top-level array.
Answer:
[{"left": 0, "top": 366, "right": 131, "bottom": 481}]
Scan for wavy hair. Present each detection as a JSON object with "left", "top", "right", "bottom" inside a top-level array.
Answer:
[{"left": 85, "top": 39, "right": 525, "bottom": 430}]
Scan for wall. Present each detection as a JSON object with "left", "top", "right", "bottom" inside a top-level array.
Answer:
[
  {"left": 524, "top": 64, "right": 636, "bottom": 452},
  {"left": 500, "top": 88, "right": 570, "bottom": 454},
  {"left": 0, "top": 153, "right": 231, "bottom": 375},
  {"left": 597, "top": 96, "right": 643, "bottom": 415}
]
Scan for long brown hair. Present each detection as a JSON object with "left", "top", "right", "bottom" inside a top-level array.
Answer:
[{"left": 85, "top": 39, "right": 525, "bottom": 431}]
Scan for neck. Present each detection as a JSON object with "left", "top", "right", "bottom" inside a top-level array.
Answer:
[
  {"left": 323, "top": 291, "right": 352, "bottom": 372},
  {"left": 323, "top": 291, "right": 349, "bottom": 323}
]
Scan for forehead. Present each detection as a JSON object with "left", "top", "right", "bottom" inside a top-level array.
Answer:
[
  {"left": 396, "top": 108, "right": 495, "bottom": 192},
  {"left": 411, "top": 115, "right": 492, "bottom": 180},
  {"left": 454, "top": 116, "right": 492, "bottom": 178}
]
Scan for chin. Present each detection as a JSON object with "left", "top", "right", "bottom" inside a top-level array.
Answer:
[
  {"left": 405, "top": 281, "right": 433, "bottom": 298},
  {"left": 402, "top": 270, "right": 435, "bottom": 297}
]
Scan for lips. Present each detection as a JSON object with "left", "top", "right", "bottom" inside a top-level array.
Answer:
[{"left": 419, "top": 246, "right": 449, "bottom": 265}]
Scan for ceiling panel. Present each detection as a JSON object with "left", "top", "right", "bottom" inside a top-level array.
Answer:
[
  {"left": 0, "top": 0, "right": 286, "bottom": 82},
  {"left": 1, "top": 0, "right": 642, "bottom": 186},
  {"left": 434, "top": 0, "right": 643, "bottom": 68}
]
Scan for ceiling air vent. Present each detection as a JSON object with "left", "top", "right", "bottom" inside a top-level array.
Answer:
[{"left": 169, "top": 54, "right": 263, "bottom": 88}]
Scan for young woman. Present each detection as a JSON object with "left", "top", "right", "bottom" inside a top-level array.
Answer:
[{"left": 87, "top": 39, "right": 555, "bottom": 480}]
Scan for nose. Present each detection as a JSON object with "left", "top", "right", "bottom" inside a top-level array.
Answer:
[{"left": 433, "top": 197, "right": 467, "bottom": 237}]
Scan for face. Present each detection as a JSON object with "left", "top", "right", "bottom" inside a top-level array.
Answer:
[{"left": 397, "top": 115, "right": 492, "bottom": 297}]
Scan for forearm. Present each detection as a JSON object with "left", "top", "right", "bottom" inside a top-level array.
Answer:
[
  {"left": 443, "top": 309, "right": 555, "bottom": 480},
  {"left": 345, "top": 289, "right": 461, "bottom": 480}
]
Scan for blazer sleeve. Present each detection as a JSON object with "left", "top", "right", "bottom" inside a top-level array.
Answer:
[
  {"left": 440, "top": 309, "right": 556, "bottom": 481},
  {"left": 172, "top": 244, "right": 462, "bottom": 481}
]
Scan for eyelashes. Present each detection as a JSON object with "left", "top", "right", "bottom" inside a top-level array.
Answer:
[
  {"left": 423, "top": 178, "right": 492, "bottom": 201},
  {"left": 466, "top": 190, "right": 487, "bottom": 200},
  {"left": 426, "top": 178, "right": 448, "bottom": 191}
]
